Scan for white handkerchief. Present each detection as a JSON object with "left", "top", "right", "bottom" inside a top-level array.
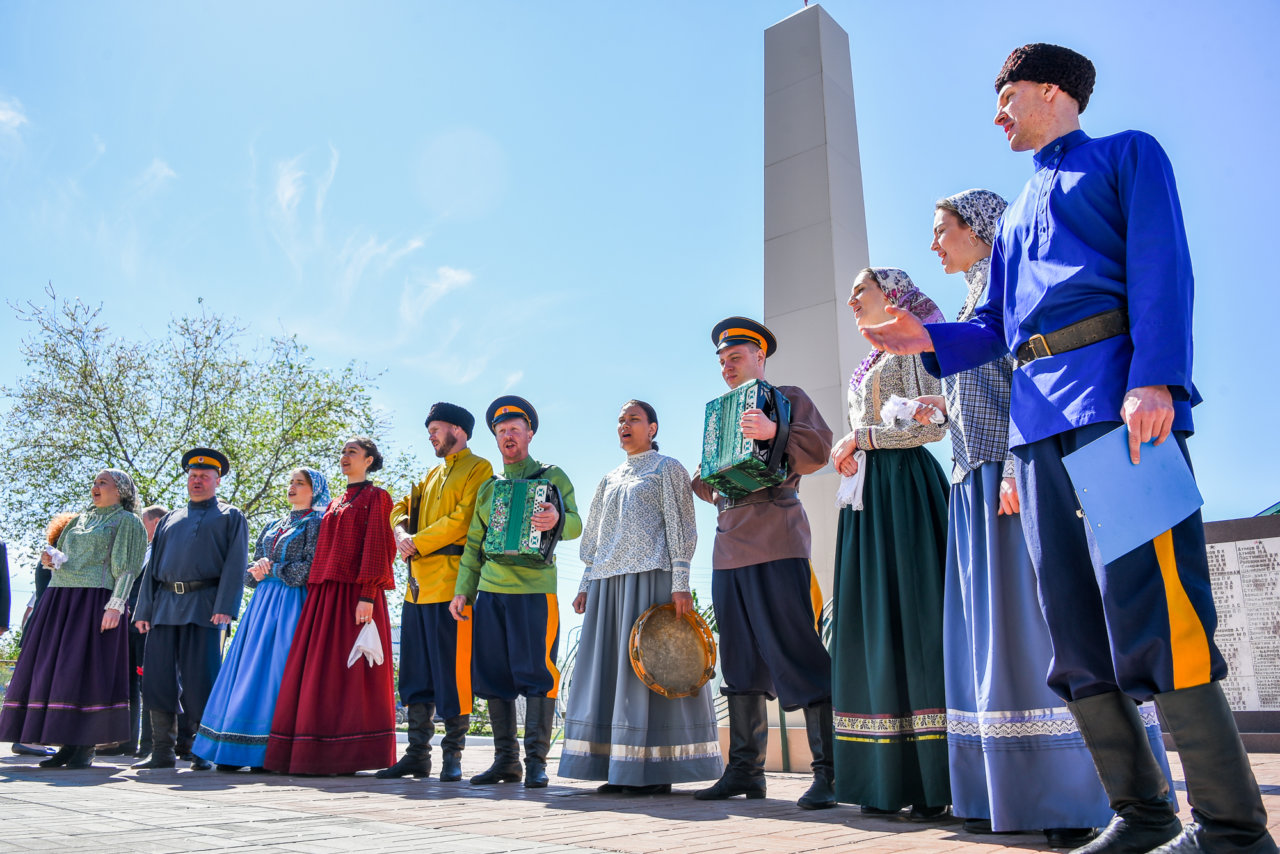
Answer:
[
  {"left": 43, "top": 545, "right": 68, "bottom": 569},
  {"left": 347, "top": 620, "right": 384, "bottom": 668},
  {"left": 835, "top": 451, "right": 868, "bottom": 511}
]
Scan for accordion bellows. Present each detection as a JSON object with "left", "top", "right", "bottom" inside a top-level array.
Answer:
[
  {"left": 699, "top": 379, "right": 792, "bottom": 499},
  {"left": 484, "top": 478, "right": 561, "bottom": 564}
]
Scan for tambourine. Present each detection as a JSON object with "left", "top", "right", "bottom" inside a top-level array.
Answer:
[{"left": 629, "top": 603, "right": 717, "bottom": 699}]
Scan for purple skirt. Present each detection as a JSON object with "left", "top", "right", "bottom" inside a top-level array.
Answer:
[{"left": 0, "top": 586, "right": 131, "bottom": 746}]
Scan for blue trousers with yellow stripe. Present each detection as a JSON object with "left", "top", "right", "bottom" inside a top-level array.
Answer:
[
  {"left": 1014, "top": 423, "right": 1226, "bottom": 703},
  {"left": 399, "top": 601, "right": 473, "bottom": 719},
  {"left": 472, "top": 592, "right": 560, "bottom": 700},
  {"left": 712, "top": 557, "right": 831, "bottom": 711}
]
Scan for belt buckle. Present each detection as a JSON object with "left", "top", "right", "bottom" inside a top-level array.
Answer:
[
  {"left": 1028, "top": 333, "right": 1053, "bottom": 360},
  {"left": 173, "top": 581, "right": 186, "bottom": 595}
]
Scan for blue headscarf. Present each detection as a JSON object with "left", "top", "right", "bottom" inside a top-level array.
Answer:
[
  {"left": 258, "top": 467, "right": 330, "bottom": 566},
  {"left": 302, "top": 467, "right": 331, "bottom": 511}
]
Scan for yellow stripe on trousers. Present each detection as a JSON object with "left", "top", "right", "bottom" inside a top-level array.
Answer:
[
  {"left": 544, "top": 594, "right": 562, "bottom": 699},
  {"left": 455, "top": 603, "right": 474, "bottom": 715},
  {"left": 808, "top": 562, "right": 823, "bottom": 636},
  {"left": 1153, "top": 529, "right": 1212, "bottom": 689}
]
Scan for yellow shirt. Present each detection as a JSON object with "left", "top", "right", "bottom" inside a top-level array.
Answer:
[{"left": 389, "top": 447, "right": 494, "bottom": 604}]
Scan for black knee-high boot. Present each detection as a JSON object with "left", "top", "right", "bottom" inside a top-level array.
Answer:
[
  {"left": 523, "top": 696, "right": 556, "bottom": 789},
  {"left": 1067, "top": 691, "right": 1181, "bottom": 854},
  {"left": 439, "top": 714, "right": 469, "bottom": 782},
  {"left": 1148, "top": 683, "right": 1277, "bottom": 854},
  {"left": 376, "top": 703, "right": 435, "bottom": 778},
  {"left": 470, "top": 699, "right": 522, "bottom": 785},
  {"left": 133, "top": 710, "right": 177, "bottom": 769},
  {"left": 797, "top": 701, "right": 835, "bottom": 809},
  {"left": 695, "top": 694, "right": 767, "bottom": 800}
]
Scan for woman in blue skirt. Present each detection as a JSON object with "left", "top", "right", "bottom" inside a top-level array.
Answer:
[
  {"left": 915, "top": 189, "right": 1173, "bottom": 847},
  {"left": 192, "top": 467, "right": 328, "bottom": 771}
]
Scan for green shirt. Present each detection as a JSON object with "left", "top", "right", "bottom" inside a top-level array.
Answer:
[
  {"left": 454, "top": 456, "right": 582, "bottom": 600},
  {"left": 50, "top": 505, "right": 148, "bottom": 603}
]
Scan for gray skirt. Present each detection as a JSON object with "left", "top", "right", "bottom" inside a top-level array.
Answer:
[{"left": 557, "top": 569, "right": 723, "bottom": 785}]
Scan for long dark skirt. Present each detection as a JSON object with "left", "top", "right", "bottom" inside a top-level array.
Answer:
[
  {"left": 264, "top": 580, "right": 396, "bottom": 774},
  {"left": 832, "top": 446, "right": 950, "bottom": 810},
  {"left": 0, "top": 586, "right": 130, "bottom": 746}
]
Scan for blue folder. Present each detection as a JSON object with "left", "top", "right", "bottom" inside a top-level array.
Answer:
[{"left": 1061, "top": 425, "right": 1203, "bottom": 565}]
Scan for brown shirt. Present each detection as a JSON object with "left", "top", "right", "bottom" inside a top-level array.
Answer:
[{"left": 692, "top": 384, "right": 833, "bottom": 570}]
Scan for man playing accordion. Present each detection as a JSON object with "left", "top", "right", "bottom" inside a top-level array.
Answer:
[
  {"left": 450, "top": 395, "right": 582, "bottom": 790},
  {"left": 692, "top": 317, "right": 836, "bottom": 810}
]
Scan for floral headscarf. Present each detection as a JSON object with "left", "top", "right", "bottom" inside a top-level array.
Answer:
[
  {"left": 103, "top": 468, "right": 139, "bottom": 514},
  {"left": 940, "top": 188, "right": 1007, "bottom": 248},
  {"left": 940, "top": 189, "right": 1008, "bottom": 320},
  {"left": 301, "top": 467, "right": 331, "bottom": 511},
  {"left": 850, "top": 268, "right": 943, "bottom": 390}
]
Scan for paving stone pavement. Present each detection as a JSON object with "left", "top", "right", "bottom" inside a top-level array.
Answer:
[{"left": 0, "top": 747, "right": 1277, "bottom": 853}]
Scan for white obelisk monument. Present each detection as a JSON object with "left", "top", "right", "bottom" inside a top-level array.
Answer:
[{"left": 763, "top": 4, "right": 870, "bottom": 603}]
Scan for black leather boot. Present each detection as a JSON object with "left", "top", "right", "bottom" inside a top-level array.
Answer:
[
  {"left": 797, "top": 701, "right": 836, "bottom": 810},
  {"left": 1148, "top": 683, "right": 1278, "bottom": 854},
  {"left": 376, "top": 703, "right": 435, "bottom": 778},
  {"left": 63, "top": 745, "right": 96, "bottom": 769},
  {"left": 470, "top": 699, "right": 522, "bottom": 785},
  {"left": 439, "top": 714, "right": 469, "bottom": 782},
  {"left": 38, "top": 746, "right": 74, "bottom": 768},
  {"left": 523, "top": 696, "right": 556, "bottom": 789},
  {"left": 695, "top": 694, "right": 767, "bottom": 800},
  {"left": 1067, "top": 691, "right": 1181, "bottom": 854},
  {"left": 133, "top": 710, "right": 177, "bottom": 769},
  {"left": 136, "top": 699, "right": 153, "bottom": 758},
  {"left": 175, "top": 713, "right": 195, "bottom": 761}
]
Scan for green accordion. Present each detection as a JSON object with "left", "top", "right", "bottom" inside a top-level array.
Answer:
[
  {"left": 483, "top": 477, "right": 564, "bottom": 566},
  {"left": 699, "top": 379, "right": 792, "bottom": 500}
]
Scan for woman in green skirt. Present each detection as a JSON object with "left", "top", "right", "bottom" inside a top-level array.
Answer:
[{"left": 829, "top": 267, "right": 951, "bottom": 819}]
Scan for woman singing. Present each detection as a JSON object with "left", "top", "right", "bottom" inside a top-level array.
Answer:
[
  {"left": 0, "top": 471, "right": 146, "bottom": 769},
  {"left": 559, "top": 400, "right": 723, "bottom": 793}
]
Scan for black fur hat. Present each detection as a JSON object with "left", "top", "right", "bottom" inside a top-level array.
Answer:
[
  {"left": 425, "top": 402, "right": 476, "bottom": 439},
  {"left": 995, "top": 43, "right": 1096, "bottom": 112}
]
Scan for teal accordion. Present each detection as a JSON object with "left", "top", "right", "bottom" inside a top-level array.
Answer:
[
  {"left": 699, "top": 379, "right": 792, "bottom": 500},
  {"left": 483, "top": 477, "right": 565, "bottom": 566}
]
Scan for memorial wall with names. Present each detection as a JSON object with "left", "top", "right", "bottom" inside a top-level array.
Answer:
[{"left": 1204, "top": 516, "right": 1280, "bottom": 712}]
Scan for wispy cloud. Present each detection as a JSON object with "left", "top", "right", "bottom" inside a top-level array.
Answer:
[
  {"left": 313, "top": 144, "right": 339, "bottom": 246},
  {"left": 503, "top": 371, "right": 524, "bottom": 391},
  {"left": 275, "top": 155, "right": 305, "bottom": 218},
  {"left": 134, "top": 157, "right": 176, "bottom": 196},
  {"left": 0, "top": 96, "right": 28, "bottom": 135},
  {"left": 397, "top": 265, "right": 474, "bottom": 324}
]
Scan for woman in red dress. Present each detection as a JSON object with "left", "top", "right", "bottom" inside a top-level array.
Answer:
[{"left": 265, "top": 437, "right": 397, "bottom": 774}]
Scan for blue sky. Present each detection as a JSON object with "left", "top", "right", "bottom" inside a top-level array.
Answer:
[{"left": 2, "top": 1, "right": 1277, "bottom": 628}]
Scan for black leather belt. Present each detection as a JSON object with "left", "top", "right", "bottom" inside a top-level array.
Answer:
[
  {"left": 1016, "top": 309, "right": 1128, "bottom": 367},
  {"left": 721, "top": 486, "right": 798, "bottom": 511},
  {"left": 163, "top": 579, "right": 214, "bottom": 594},
  {"left": 427, "top": 544, "right": 464, "bottom": 557}
]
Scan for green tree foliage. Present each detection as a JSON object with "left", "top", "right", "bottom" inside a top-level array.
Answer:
[{"left": 0, "top": 286, "right": 417, "bottom": 559}]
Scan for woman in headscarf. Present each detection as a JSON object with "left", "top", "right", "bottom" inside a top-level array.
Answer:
[
  {"left": 829, "top": 268, "right": 951, "bottom": 819},
  {"left": 192, "top": 467, "right": 329, "bottom": 772},
  {"left": 917, "top": 190, "right": 1172, "bottom": 846},
  {"left": 265, "top": 438, "right": 397, "bottom": 775},
  {"left": 0, "top": 471, "right": 147, "bottom": 768},
  {"left": 558, "top": 400, "right": 723, "bottom": 793}
]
